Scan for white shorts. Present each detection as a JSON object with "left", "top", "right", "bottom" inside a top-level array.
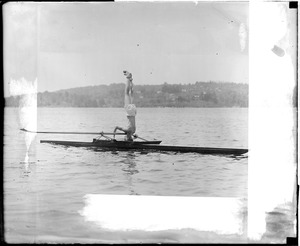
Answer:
[{"left": 125, "top": 104, "right": 137, "bottom": 117}]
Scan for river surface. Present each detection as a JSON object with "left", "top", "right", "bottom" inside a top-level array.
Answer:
[{"left": 3, "top": 107, "right": 293, "bottom": 243}]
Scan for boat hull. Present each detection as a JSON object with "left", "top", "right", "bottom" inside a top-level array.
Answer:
[{"left": 40, "top": 139, "right": 248, "bottom": 155}]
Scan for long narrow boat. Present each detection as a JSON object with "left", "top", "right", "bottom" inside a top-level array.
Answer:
[
  {"left": 21, "top": 128, "right": 248, "bottom": 155},
  {"left": 40, "top": 139, "right": 248, "bottom": 156}
]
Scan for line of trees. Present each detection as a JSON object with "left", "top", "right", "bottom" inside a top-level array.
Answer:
[{"left": 5, "top": 81, "right": 248, "bottom": 108}]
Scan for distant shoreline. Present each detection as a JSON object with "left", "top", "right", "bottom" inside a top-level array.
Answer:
[{"left": 4, "top": 81, "right": 249, "bottom": 108}]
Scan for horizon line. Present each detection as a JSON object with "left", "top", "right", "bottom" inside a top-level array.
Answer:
[{"left": 37, "top": 80, "right": 248, "bottom": 94}]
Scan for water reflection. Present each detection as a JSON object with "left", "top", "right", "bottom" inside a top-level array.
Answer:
[
  {"left": 231, "top": 153, "right": 248, "bottom": 161},
  {"left": 120, "top": 153, "right": 139, "bottom": 195},
  {"left": 122, "top": 154, "right": 139, "bottom": 175}
]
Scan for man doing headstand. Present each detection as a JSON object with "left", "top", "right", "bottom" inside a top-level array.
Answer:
[{"left": 113, "top": 71, "right": 137, "bottom": 141}]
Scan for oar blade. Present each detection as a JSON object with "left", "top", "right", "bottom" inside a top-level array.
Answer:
[{"left": 20, "top": 128, "right": 126, "bottom": 135}]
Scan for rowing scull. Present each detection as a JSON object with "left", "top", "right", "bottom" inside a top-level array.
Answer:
[
  {"left": 21, "top": 128, "right": 248, "bottom": 155},
  {"left": 40, "top": 139, "right": 248, "bottom": 156}
]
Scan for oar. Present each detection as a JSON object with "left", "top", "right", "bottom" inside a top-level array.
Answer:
[
  {"left": 20, "top": 128, "right": 126, "bottom": 135},
  {"left": 133, "top": 134, "right": 151, "bottom": 142},
  {"left": 20, "top": 128, "right": 154, "bottom": 142}
]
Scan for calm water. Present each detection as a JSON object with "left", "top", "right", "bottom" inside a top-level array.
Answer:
[{"left": 4, "top": 107, "right": 289, "bottom": 243}]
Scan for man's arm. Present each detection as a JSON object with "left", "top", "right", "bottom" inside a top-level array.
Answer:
[
  {"left": 114, "top": 126, "right": 122, "bottom": 139},
  {"left": 114, "top": 126, "right": 127, "bottom": 133}
]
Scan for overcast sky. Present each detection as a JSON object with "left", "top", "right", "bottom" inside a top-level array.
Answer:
[{"left": 4, "top": 2, "right": 249, "bottom": 96}]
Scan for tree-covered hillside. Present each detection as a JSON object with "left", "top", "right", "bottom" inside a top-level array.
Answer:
[{"left": 5, "top": 81, "right": 248, "bottom": 108}]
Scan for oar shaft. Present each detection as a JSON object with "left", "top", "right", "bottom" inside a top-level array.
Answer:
[
  {"left": 101, "top": 132, "right": 126, "bottom": 135},
  {"left": 20, "top": 128, "right": 126, "bottom": 135},
  {"left": 133, "top": 135, "right": 149, "bottom": 141}
]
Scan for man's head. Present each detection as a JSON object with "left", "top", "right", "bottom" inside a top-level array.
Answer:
[{"left": 124, "top": 133, "right": 133, "bottom": 142}]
